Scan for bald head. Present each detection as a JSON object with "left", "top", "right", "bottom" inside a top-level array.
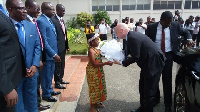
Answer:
[
  {"left": 56, "top": 4, "right": 65, "bottom": 17},
  {"left": 115, "top": 23, "right": 129, "bottom": 39},
  {"left": 41, "top": 2, "right": 55, "bottom": 18}
]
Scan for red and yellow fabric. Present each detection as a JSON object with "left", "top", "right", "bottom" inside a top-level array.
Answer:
[{"left": 86, "top": 48, "right": 107, "bottom": 104}]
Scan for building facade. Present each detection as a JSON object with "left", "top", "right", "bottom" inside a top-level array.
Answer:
[{"left": 1, "top": 0, "right": 200, "bottom": 24}]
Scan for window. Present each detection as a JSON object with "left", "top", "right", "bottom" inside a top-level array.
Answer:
[
  {"left": 122, "top": 5, "right": 129, "bottom": 10},
  {"left": 185, "top": 0, "right": 191, "bottom": 9},
  {"left": 192, "top": 1, "right": 199, "bottom": 9},
  {"left": 161, "top": 1, "right": 167, "bottom": 9},
  {"left": 113, "top": 5, "right": 120, "bottom": 11},
  {"left": 106, "top": 5, "right": 112, "bottom": 11},
  {"left": 153, "top": 0, "right": 182, "bottom": 10},
  {"left": 130, "top": 5, "right": 136, "bottom": 10},
  {"left": 92, "top": 0, "right": 120, "bottom": 11},
  {"left": 92, "top": 6, "right": 98, "bottom": 11},
  {"left": 175, "top": 1, "right": 182, "bottom": 9},
  {"left": 153, "top": 1, "right": 160, "bottom": 10}
]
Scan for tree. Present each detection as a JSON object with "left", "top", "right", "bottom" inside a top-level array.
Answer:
[
  {"left": 77, "top": 12, "right": 93, "bottom": 28},
  {"left": 93, "top": 9, "right": 111, "bottom": 25}
]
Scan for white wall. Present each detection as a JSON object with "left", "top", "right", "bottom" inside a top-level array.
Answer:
[{"left": 3, "top": 0, "right": 200, "bottom": 25}]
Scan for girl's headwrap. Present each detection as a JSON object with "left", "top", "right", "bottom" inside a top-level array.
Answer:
[{"left": 87, "top": 33, "right": 99, "bottom": 44}]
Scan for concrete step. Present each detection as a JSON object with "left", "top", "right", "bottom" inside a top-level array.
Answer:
[{"left": 41, "top": 55, "right": 88, "bottom": 112}]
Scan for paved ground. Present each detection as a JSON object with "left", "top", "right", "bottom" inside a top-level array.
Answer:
[{"left": 76, "top": 57, "right": 178, "bottom": 112}]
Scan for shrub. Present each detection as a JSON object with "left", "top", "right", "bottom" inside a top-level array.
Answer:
[
  {"left": 77, "top": 12, "right": 93, "bottom": 28},
  {"left": 66, "top": 17, "right": 77, "bottom": 29},
  {"left": 93, "top": 9, "right": 111, "bottom": 25}
]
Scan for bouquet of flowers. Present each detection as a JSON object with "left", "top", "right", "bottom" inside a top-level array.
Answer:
[{"left": 98, "top": 39, "right": 125, "bottom": 62}]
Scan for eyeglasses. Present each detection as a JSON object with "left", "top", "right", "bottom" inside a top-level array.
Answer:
[{"left": 11, "top": 7, "right": 27, "bottom": 11}]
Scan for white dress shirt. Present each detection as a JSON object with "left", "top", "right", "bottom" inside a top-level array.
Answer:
[
  {"left": 155, "top": 22, "right": 172, "bottom": 53},
  {"left": 99, "top": 23, "right": 109, "bottom": 34},
  {"left": 136, "top": 24, "right": 147, "bottom": 34}
]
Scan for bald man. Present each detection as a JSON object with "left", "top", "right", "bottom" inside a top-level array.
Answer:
[
  {"left": 114, "top": 23, "right": 165, "bottom": 112},
  {"left": 51, "top": 4, "right": 69, "bottom": 89},
  {"left": 37, "top": 2, "right": 61, "bottom": 102}
]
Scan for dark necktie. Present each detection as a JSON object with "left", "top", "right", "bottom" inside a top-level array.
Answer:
[
  {"left": 161, "top": 28, "right": 165, "bottom": 54},
  {"left": 16, "top": 22, "right": 25, "bottom": 47}
]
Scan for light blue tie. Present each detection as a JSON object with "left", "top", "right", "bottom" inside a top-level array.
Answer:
[
  {"left": 16, "top": 22, "right": 25, "bottom": 47},
  {"left": 0, "top": 4, "right": 7, "bottom": 16}
]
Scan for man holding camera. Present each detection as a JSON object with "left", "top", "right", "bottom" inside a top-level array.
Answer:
[
  {"left": 85, "top": 20, "right": 95, "bottom": 40},
  {"left": 135, "top": 18, "right": 147, "bottom": 34}
]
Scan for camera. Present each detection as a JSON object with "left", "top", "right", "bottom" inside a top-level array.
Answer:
[{"left": 135, "top": 22, "right": 142, "bottom": 26}]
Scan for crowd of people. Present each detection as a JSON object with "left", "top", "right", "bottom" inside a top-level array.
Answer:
[
  {"left": 0, "top": 0, "right": 69, "bottom": 112},
  {"left": 0, "top": 0, "right": 198, "bottom": 112},
  {"left": 85, "top": 11, "right": 195, "bottom": 112}
]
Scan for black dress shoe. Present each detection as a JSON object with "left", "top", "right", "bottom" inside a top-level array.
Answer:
[
  {"left": 51, "top": 91, "right": 61, "bottom": 96},
  {"left": 42, "top": 96, "right": 57, "bottom": 102},
  {"left": 153, "top": 99, "right": 160, "bottom": 107},
  {"left": 61, "top": 80, "right": 69, "bottom": 84},
  {"left": 165, "top": 107, "right": 172, "bottom": 112},
  {"left": 38, "top": 104, "right": 51, "bottom": 111},
  {"left": 131, "top": 107, "right": 143, "bottom": 112},
  {"left": 55, "top": 84, "right": 66, "bottom": 89}
]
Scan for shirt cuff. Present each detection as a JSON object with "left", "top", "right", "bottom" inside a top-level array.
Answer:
[
  {"left": 120, "top": 61, "right": 123, "bottom": 66},
  {"left": 53, "top": 54, "right": 57, "bottom": 57},
  {"left": 187, "top": 39, "right": 193, "bottom": 41}
]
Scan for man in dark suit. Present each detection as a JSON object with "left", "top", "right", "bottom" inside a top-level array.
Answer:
[
  {"left": 146, "top": 11, "right": 193, "bottom": 112},
  {"left": 37, "top": 2, "right": 61, "bottom": 102},
  {"left": 6, "top": 0, "right": 41, "bottom": 111},
  {"left": 25, "top": 0, "right": 50, "bottom": 111},
  {"left": 0, "top": 6, "right": 25, "bottom": 112},
  {"left": 114, "top": 23, "right": 166, "bottom": 112},
  {"left": 51, "top": 4, "right": 70, "bottom": 89}
]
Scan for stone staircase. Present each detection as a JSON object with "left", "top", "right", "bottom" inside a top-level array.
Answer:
[{"left": 41, "top": 55, "right": 88, "bottom": 112}]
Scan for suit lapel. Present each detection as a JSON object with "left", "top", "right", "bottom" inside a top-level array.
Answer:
[
  {"left": 42, "top": 15, "right": 57, "bottom": 36},
  {"left": 169, "top": 24, "right": 173, "bottom": 44},
  {"left": 55, "top": 16, "right": 65, "bottom": 34},
  {"left": 152, "top": 22, "right": 159, "bottom": 42}
]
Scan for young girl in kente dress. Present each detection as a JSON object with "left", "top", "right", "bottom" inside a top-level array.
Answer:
[{"left": 86, "top": 33, "right": 113, "bottom": 112}]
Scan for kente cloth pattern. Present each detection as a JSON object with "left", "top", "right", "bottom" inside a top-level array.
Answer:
[{"left": 86, "top": 48, "right": 107, "bottom": 104}]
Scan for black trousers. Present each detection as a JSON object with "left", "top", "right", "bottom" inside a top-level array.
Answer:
[
  {"left": 54, "top": 50, "right": 66, "bottom": 84},
  {"left": 37, "top": 70, "right": 42, "bottom": 106},
  {"left": 155, "top": 52, "right": 174, "bottom": 108},
  {"left": 139, "top": 68, "right": 162, "bottom": 112},
  {"left": 0, "top": 96, "right": 15, "bottom": 112},
  {"left": 100, "top": 34, "right": 107, "bottom": 41},
  {"left": 195, "top": 33, "right": 200, "bottom": 47}
]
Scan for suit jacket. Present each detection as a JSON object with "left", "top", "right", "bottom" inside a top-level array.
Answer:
[
  {"left": 122, "top": 31, "right": 165, "bottom": 76},
  {"left": 146, "top": 21, "right": 192, "bottom": 54},
  {"left": 26, "top": 17, "right": 46, "bottom": 62},
  {"left": 0, "top": 11, "right": 25, "bottom": 96},
  {"left": 21, "top": 20, "right": 41, "bottom": 69},
  {"left": 37, "top": 14, "right": 58, "bottom": 61},
  {"left": 51, "top": 15, "right": 69, "bottom": 54}
]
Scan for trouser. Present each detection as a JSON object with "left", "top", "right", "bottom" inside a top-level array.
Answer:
[
  {"left": 15, "top": 72, "right": 39, "bottom": 112},
  {"left": 155, "top": 52, "right": 174, "bottom": 108},
  {"left": 100, "top": 34, "right": 107, "bottom": 41},
  {"left": 196, "top": 33, "right": 200, "bottom": 47},
  {"left": 139, "top": 68, "right": 162, "bottom": 112},
  {"left": 0, "top": 96, "right": 15, "bottom": 112},
  {"left": 41, "top": 60, "right": 55, "bottom": 97},
  {"left": 54, "top": 51, "right": 66, "bottom": 84},
  {"left": 193, "top": 34, "right": 199, "bottom": 41},
  {"left": 37, "top": 70, "right": 42, "bottom": 106}
]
